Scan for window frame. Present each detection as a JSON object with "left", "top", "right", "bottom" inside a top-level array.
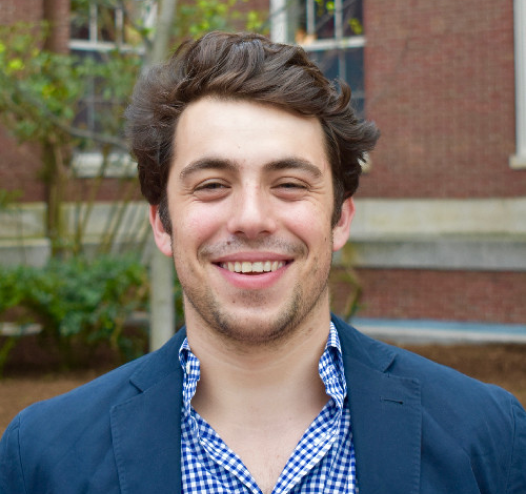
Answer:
[
  {"left": 68, "top": 1, "right": 156, "bottom": 177},
  {"left": 270, "top": 0, "right": 366, "bottom": 112},
  {"left": 511, "top": 0, "right": 526, "bottom": 169}
]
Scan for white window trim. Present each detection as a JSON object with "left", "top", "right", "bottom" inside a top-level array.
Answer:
[
  {"left": 71, "top": 152, "right": 136, "bottom": 178},
  {"left": 511, "top": 0, "right": 526, "bottom": 169},
  {"left": 270, "top": 0, "right": 288, "bottom": 43},
  {"left": 270, "top": 0, "right": 365, "bottom": 49},
  {"left": 300, "top": 35, "right": 365, "bottom": 51}
]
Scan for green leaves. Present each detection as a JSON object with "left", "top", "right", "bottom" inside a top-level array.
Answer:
[
  {"left": 0, "top": 255, "right": 151, "bottom": 366},
  {"left": 177, "top": 0, "right": 267, "bottom": 40},
  {"left": 0, "top": 22, "right": 140, "bottom": 148}
]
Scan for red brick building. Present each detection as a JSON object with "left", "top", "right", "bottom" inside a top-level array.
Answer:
[
  {"left": 1, "top": 0, "right": 525, "bottom": 325},
  {"left": 355, "top": 0, "right": 526, "bottom": 325}
]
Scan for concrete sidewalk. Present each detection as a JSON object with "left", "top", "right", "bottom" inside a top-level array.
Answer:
[{"left": 350, "top": 317, "right": 526, "bottom": 345}]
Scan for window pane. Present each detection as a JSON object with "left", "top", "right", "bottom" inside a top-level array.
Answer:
[
  {"left": 342, "top": 0, "right": 363, "bottom": 37},
  {"left": 98, "top": 6, "right": 118, "bottom": 43},
  {"left": 307, "top": 47, "right": 364, "bottom": 116},
  {"left": 292, "top": 0, "right": 364, "bottom": 43},
  {"left": 313, "top": 0, "right": 336, "bottom": 40},
  {"left": 345, "top": 47, "right": 364, "bottom": 116},
  {"left": 72, "top": 50, "right": 126, "bottom": 151},
  {"left": 70, "top": 0, "right": 90, "bottom": 40}
]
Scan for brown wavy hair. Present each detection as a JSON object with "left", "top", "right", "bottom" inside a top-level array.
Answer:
[{"left": 125, "top": 31, "right": 379, "bottom": 232}]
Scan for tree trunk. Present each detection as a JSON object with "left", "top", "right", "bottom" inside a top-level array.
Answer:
[
  {"left": 43, "top": 142, "right": 67, "bottom": 256},
  {"left": 42, "top": 0, "right": 71, "bottom": 256}
]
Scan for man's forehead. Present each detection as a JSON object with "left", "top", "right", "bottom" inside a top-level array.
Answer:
[{"left": 171, "top": 97, "right": 330, "bottom": 175}]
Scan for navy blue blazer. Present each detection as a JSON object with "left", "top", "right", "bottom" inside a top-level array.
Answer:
[{"left": 1, "top": 316, "right": 525, "bottom": 493}]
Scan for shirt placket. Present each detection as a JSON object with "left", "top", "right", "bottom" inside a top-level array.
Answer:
[
  {"left": 194, "top": 414, "right": 262, "bottom": 494},
  {"left": 272, "top": 399, "right": 343, "bottom": 494}
]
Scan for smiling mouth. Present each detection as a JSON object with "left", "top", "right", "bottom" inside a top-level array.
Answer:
[{"left": 218, "top": 261, "right": 287, "bottom": 274}]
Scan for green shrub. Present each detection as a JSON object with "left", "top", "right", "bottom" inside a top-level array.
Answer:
[{"left": 0, "top": 254, "right": 151, "bottom": 369}]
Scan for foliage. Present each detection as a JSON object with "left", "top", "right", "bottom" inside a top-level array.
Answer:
[
  {"left": 0, "top": 21, "right": 142, "bottom": 255},
  {"left": 0, "top": 24, "right": 82, "bottom": 144},
  {"left": 0, "top": 255, "right": 152, "bottom": 370},
  {"left": 0, "top": 22, "right": 140, "bottom": 149},
  {"left": 177, "top": 0, "right": 267, "bottom": 39},
  {"left": 0, "top": 189, "right": 22, "bottom": 210}
]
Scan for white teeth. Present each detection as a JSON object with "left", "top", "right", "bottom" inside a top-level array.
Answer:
[
  {"left": 242, "top": 261, "right": 252, "bottom": 273},
  {"left": 221, "top": 261, "right": 285, "bottom": 273}
]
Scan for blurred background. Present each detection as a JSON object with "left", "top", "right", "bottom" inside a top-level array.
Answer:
[{"left": 0, "top": 0, "right": 525, "bottom": 429}]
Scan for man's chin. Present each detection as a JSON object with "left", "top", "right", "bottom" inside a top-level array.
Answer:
[{"left": 210, "top": 307, "right": 303, "bottom": 348}]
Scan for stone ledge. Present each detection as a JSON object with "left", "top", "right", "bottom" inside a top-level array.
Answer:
[
  {"left": 0, "top": 238, "right": 51, "bottom": 267},
  {"left": 509, "top": 154, "right": 526, "bottom": 169},
  {"left": 351, "top": 317, "right": 526, "bottom": 344},
  {"left": 346, "top": 235, "right": 526, "bottom": 271}
]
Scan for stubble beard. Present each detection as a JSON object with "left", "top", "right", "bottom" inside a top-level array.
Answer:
[{"left": 174, "top": 238, "right": 333, "bottom": 349}]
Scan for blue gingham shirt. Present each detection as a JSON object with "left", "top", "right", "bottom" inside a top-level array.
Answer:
[{"left": 179, "top": 323, "right": 357, "bottom": 493}]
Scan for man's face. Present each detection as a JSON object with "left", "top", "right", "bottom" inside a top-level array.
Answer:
[{"left": 150, "top": 97, "right": 353, "bottom": 346}]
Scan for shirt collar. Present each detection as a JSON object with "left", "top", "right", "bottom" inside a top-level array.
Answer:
[{"left": 179, "top": 321, "right": 346, "bottom": 413}]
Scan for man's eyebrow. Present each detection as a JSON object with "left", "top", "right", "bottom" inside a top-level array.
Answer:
[
  {"left": 179, "top": 159, "right": 238, "bottom": 180},
  {"left": 264, "top": 159, "right": 323, "bottom": 178}
]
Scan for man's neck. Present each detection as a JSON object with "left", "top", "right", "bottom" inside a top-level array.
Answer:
[{"left": 186, "top": 306, "right": 332, "bottom": 427}]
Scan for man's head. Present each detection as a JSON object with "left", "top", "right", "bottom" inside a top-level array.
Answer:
[{"left": 126, "top": 31, "right": 379, "bottom": 232}]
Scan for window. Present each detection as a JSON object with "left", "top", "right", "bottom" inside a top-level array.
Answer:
[
  {"left": 69, "top": 1, "right": 156, "bottom": 176},
  {"left": 271, "top": 0, "right": 365, "bottom": 116}
]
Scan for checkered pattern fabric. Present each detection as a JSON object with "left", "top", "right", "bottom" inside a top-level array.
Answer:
[{"left": 179, "top": 323, "right": 357, "bottom": 493}]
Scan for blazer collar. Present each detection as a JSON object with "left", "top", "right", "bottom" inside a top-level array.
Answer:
[{"left": 333, "top": 316, "right": 422, "bottom": 494}]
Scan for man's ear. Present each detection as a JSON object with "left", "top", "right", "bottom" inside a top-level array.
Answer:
[
  {"left": 332, "top": 198, "right": 355, "bottom": 252},
  {"left": 149, "top": 205, "right": 173, "bottom": 257}
]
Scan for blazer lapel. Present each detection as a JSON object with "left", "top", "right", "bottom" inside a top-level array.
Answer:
[
  {"left": 110, "top": 329, "right": 187, "bottom": 494},
  {"left": 335, "top": 317, "right": 422, "bottom": 494}
]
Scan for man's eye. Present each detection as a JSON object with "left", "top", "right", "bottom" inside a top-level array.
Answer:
[
  {"left": 277, "top": 182, "right": 306, "bottom": 189},
  {"left": 274, "top": 181, "right": 309, "bottom": 199},
  {"left": 193, "top": 181, "right": 230, "bottom": 200},
  {"left": 196, "top": 182, "right": 226, "bottom": 190}
]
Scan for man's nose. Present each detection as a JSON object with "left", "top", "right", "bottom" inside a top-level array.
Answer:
[{"left": 226, "top": 187, "right": 277, "bottom": 239}]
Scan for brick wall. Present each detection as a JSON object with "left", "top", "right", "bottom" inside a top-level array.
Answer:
[
  {"left": 0, "top": 0, "right": 69, "bottom": 203},
  {"left": 0, "top": 128, "right": 45, "bottom": 202},
  {"left": 0, "top": 0, "right": 46, "bottom": 201},
  {"left": 333, "top": 268, "right": 526, "bottom": 325},
  {"left": 0, "top": 0, "right": 43, "bottom": 24},
  {"left": 361, "top": 0, "right": 526, "bottom": 198}
]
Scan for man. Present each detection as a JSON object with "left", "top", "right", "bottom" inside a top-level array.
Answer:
[{"left": 1, "top": 31, "right": 525, "bottom": 494}]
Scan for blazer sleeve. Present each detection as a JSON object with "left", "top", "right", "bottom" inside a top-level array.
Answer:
[
  {"left": 507, "top": 396, "right": 526, "bottom": 493},
  {"left": 0, "top": 415, "right": 26, "bottom": 494}
]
